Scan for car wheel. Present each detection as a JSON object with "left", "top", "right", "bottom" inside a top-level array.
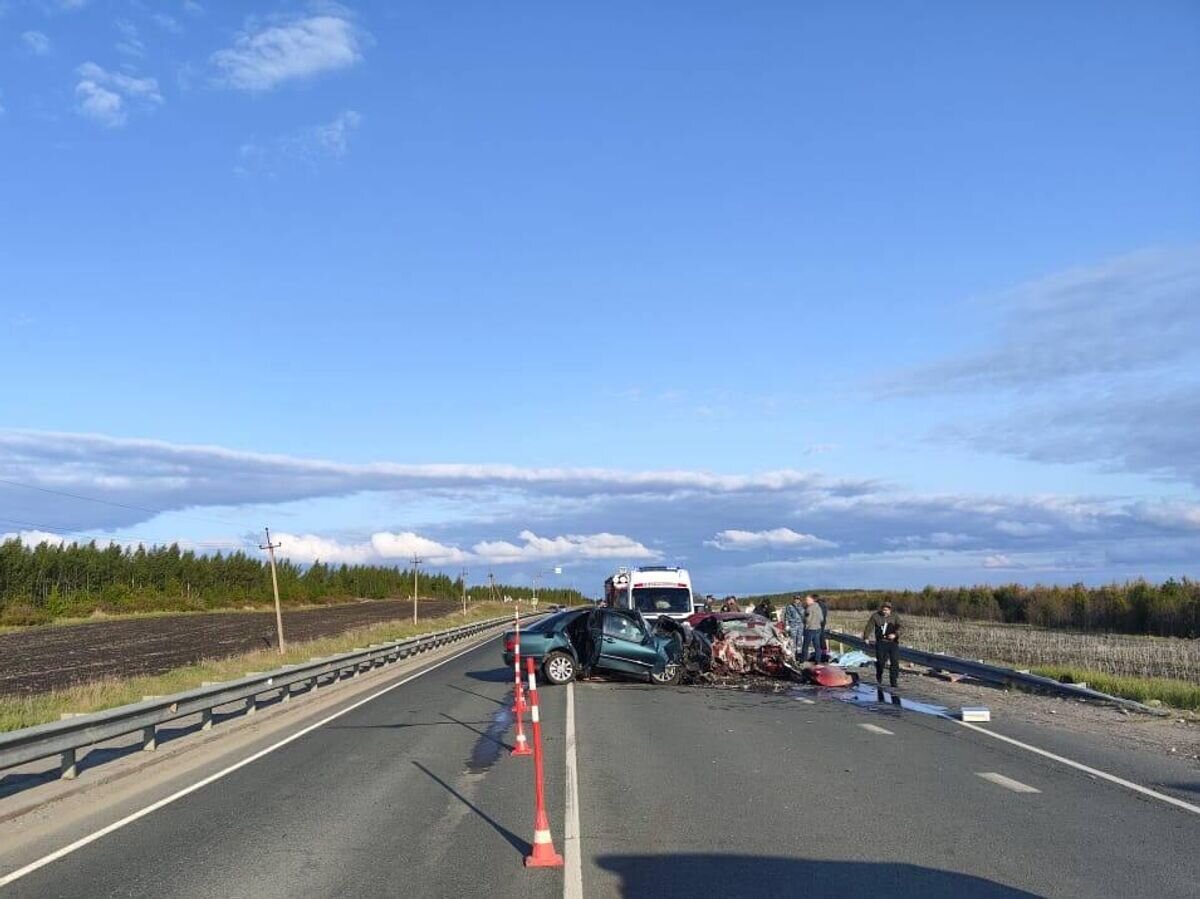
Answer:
[
  {"left": 542, "top": 651, "right": 576, "bottom": 685},
  {"left": 649, "top": 663, "right": 681, "bottom": 686}
]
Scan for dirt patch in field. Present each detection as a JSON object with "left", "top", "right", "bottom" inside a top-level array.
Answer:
[{"left": 0, "top": 599, "right": 460, "bottom": 696}]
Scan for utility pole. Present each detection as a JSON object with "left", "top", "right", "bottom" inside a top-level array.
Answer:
[
  {"left": 488, "top": 572, "right": 498, "bottom": 604},
  {"left": 260, "top": 528, "right": 286, "bottom": 655},
  {"left": 460, "top": 567, "right": 469, "bottom": 616},
  {"left": 410, "top": 554, "right": 423, "bottom": 624}
]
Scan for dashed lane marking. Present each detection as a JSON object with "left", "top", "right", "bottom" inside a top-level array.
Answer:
[
  {"left": 859, "top": 723, "right": 894, "bottom": 735},
  {"left": 953, "top": 719, "right": 1200, "bottom": 816},
  {"left": 977, "top": 772, "right": 1041, "bottom": 794}
]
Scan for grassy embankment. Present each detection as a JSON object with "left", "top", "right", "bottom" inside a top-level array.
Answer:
[
  {"left": 0, "top": 601, "right": 516, "bottom": 733},
  {"left": 827, "top": 611, "right": 1200, "bottom": 712}
]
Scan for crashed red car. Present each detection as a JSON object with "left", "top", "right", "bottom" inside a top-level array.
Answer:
[
  {"left": 686, "top": 612, "right": 796, "bottom": 677},
  {"left": 687, "top": 611, "right": 857, "bottom": 686}
]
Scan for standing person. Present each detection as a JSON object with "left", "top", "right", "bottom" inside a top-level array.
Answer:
[
  {"left": 800, "top": 594, "right": 825, "bottom": 664},
  {"left": 816, "top": 594, "right": 830, "bottom": 662},
  {"left": 784, "top": 595, "right": 805, "bottom": 659},
  {"left": 862, "top": 601, "right": 901, "bottom": 687}
]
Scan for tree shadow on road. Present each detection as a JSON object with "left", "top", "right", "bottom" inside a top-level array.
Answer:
[
  {"left": 465, "top": 668, "right": 514, "bottom": 683},
  {"left": 594, "top": 853, "right": 1040, "bottom": 898}
]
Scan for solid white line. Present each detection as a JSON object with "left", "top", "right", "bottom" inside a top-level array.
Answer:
[
  {"left": 976, "top": 772, "right": 1041, "bottom": 794},
  {"left": 0, "top": 639, "right": 493, "bottom": 889},
  {"left": 562, "top": 682, "right": 583, "bottom": 899},
  {"left": 953, "top": 719, "right": 1200, "bottom": 816},
  {"left": 859, "top": 723, "right": 894, "bottom": 735}
]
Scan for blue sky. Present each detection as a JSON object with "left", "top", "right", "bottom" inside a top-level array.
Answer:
[{"left": 1, "top": 1, "right": 1198, "bottom": 594}]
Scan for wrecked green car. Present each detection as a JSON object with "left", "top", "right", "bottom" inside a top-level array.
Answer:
[{"left": 502, "top": 608, "right": 687, "bottom": 686}]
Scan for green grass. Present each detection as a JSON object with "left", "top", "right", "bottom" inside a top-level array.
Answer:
[
  {"left": 0, "top": 602, "right": 516, "bottom": 733},
  {"left": 1031, "top": 666, "right": 1200, "bottom": 712}
]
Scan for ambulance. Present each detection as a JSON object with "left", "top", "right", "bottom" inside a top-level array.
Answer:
[{"left": 603, "top": 565, "right": 695, "bottom": 621}]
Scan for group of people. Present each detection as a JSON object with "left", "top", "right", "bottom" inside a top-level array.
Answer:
[{"left": 784, "top": 594, "right": 903, "bottom": 688}]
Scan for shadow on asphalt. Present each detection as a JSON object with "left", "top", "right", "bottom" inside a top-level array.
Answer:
[
  {"left": 594, "top": 854, "right": 1040, "bottom": 897},
  {"left": 412, "top": 760, "right": 529, "bottom": 854},
  {"left": 447, "top": 682, "right": 508, "bottom": 706},
  {"left": 465, "top": 668, "right": 514, "bottom": 683}
]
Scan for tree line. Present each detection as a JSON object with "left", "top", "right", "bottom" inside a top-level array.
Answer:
[
  {"left": 746, "top": 579, "right": 1200, "bottom": 639},
  {"left": 0, "top": 538, "right": 583, "bottom": 625}
]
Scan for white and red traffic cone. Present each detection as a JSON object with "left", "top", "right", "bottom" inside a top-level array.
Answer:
[
  {"left": 523, "top": 657, "right": 563, "bottom": 868},
  {"left": 512, "top": 622, "right": 528, "bottom": 715}
]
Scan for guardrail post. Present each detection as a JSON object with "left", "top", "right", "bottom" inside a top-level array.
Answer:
[
  {"left": 61, "top": 748, "right": 78, "bottom": 779},
  {"left": 142, "top": 725, "right": 157, "bottom": 751},
  {"left": 246, "top": 695, "right": 257, "bottom": 716},
  {"left": 280, "top": 684, "right": 291, "bottom": 703},
  {"left": 200, "top": 707, "right": 213, "bottom": 731}
]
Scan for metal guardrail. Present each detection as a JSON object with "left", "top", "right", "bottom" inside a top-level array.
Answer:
[
  {"left": 826, "top": 630, "right": 1169, "bottom": 717},
  {"left": 0, "top": 613, "right": 531, "bottom": 781}
]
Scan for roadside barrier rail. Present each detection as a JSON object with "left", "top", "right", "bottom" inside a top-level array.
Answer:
[
  {"left": 826, "top": 630, "right": 1169, "bottom": 717},
  {"left": 0, "top": 613, "right": 537, "bottom": 781}
]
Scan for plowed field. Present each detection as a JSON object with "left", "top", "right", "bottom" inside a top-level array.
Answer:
[{"left": 0, "top": 599, "right": 460, "bottom": 696}]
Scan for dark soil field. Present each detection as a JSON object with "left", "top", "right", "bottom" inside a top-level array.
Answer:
[{"left": 0, "top": 598, "right": 461, "bottom": 696}]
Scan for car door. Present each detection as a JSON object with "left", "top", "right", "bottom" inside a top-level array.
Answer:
[{"left": 596, "top": 611, "right": 659, "bottom": 676}]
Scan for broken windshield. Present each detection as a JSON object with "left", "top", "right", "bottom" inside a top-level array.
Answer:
[{"left": 631, "top": 587, "right": 691, "bottom": 614}]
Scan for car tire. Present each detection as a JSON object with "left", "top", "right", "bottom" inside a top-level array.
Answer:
[
  {"left": 542, "top": 651, "right": 576, "bottom": 685},
  {"left": 649, "top": 663, "right": 681, "bottom": 686}
]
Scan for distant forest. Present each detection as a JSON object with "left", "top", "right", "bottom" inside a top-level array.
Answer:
[
  {"left": 0, "top": 538, "right": 584, "bottom": 625},
  {"left": 748, "top": 580, "right": 1200, "bottom": 639}
]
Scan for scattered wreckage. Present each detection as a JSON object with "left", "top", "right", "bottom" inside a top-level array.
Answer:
[{"left": 503, "top": 608, "right": 857, "bottom": 689}]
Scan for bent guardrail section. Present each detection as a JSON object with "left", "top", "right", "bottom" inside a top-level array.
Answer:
[
  {"left": 826, "top": 630, "right": 1169, "bottom": 717},
  {"left": 0, "top": 613, "right": 531, "bottom": 781}
]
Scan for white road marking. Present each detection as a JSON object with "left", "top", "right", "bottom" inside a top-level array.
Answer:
[
  {"left": 0, "top": 640, "right": 493, "bottom": 889},
  {"left": 795, "top": 698, "right": 816, "bottom": 705},
  {"left": 859, "top": 723, "right": 893, "bottom": 735},
  {"left": 563, "top": 681, "right": 583, "bottom": 899},
  {"left": 976, "top": 772, "right": 1041, "bottom": 794},
  {"left": 953, "top": 719, "right": 1200, "bottom": 817}
]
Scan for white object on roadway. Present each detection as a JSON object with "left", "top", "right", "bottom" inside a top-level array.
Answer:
[
  {"left": 976, "top": 772, "right": 1041, "bottom": 794},
  {"left": 795, "top": 697, "right": 816, "bottom": 705},
  {"left": 0, "top": 640, "right": 490, "bottom": 890},
  {"left": 953, "top": 719, "right": 1200, "bottom": 817},
  {"left": 859, "top": 723, "right": 894, "bottom": 735},
  {"left": 960, "top": 707, "right": 991, "bottom": 722},
  {"left": 563, "top": 682, "right": 583, "bottom": 899}
]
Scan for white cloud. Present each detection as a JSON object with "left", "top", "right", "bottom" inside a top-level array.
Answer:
[
  {"left": 473, "top": 530, "right": 659, "bottom": 563},
  {"left": 1, "top": 530, "right": 68, "bottom": 548},
  {"left": 885, "top": 532, "right": 973, "bottom": 549},
  {"left": 270, "top": 529, "right": 655, "bottom": 566},
  {"left": 211, "top": 14, "right": 363, "bottom": 92},
  {"left": 307, "top": 109, "right": 360, "bottom": 157},
  {"left": 983, "top": 554, "right": 1018, "bottom": 569},
  {"left": 22, "top": 30, "right": 51, "bottom": 55},
  {"left": 706, "top": 527, "right": 838, "bottom": 551},
  {"left": 75, "top": 80, "right": 125, "bottom": 127},
  {"left": 153, "top": 13, "right": 182, "bottom": 34},
  {"left": 115, "top": 19, "right": 144, "bottom": 57},
  {"left": 995, "top": 520, "right": 1053, "bottom": 537},
  {"left": 74, "top": 62, "right": 162, "bottom": 127}
]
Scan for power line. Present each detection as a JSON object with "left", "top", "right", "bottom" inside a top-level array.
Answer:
[{"left": 0, "top": 476, "right": 251, "bottom": 529}]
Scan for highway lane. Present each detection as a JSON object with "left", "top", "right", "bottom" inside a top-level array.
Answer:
[
  {"left": 2, "top": 639, "right": 566, "bottom": 899},
  {"left": 3, "top": 635, "right": 1198, "bottom": 898},
  {"left": 573, "top": 680, "right": 1200, "bottom": 898}
]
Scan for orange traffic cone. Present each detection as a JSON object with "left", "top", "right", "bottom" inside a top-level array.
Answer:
[
  {"left": 511, "top": 690, "right": 532, "bottom": 757},
  {"left": 523, "top": 657, "right": 563, "bottom": 868}
]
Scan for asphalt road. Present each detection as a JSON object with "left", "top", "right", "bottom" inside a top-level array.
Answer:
[{"left": 2, "top": 637, "right": 1198, "bottom": 898}]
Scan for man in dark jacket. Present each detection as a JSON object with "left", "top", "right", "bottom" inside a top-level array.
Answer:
[
  {"left": 817, "top": 594, "right": 830, "bottom": 662},
  {"left": 863, "top": 601, "right": 901, "bottom": 687}
]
